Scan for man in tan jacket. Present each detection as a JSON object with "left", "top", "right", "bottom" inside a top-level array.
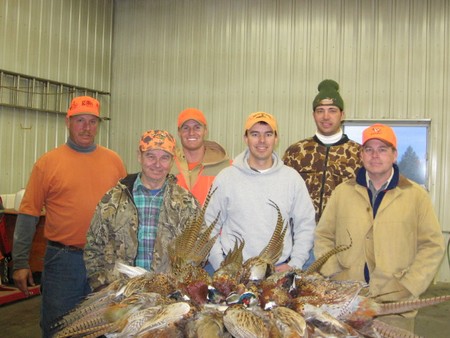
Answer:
[{"left": 315, "top": 123, "right": 444, "bottom": 332}]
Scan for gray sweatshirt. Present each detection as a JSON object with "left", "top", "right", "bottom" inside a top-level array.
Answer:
[{"left": 205, "top": 149, "right": 316, "bottom": 270}]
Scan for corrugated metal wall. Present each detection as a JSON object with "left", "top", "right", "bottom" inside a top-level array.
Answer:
[
  {"left": 0, "top": 0, "right": 449, "bottom": 281},
  {"left": 0, "top": 0, "right": 114, "bottom": 191},
  {"left": 111, "top": 0, "right": 450, "bottom": 281}
]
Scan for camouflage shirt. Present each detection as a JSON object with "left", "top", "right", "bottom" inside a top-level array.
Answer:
[
  {"left": 283, "top": 135, "right": 362, "bottom": 222},
  {"left": 84, "top": 173, "right": 200, "bottom": 290}
]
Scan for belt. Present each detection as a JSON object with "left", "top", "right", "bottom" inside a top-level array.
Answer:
[{"left": 48, "top": 240, "right": 83, "bottom": 252}]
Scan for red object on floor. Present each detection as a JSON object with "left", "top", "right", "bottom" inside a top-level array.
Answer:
[
  {"left": 0, "top": 196, "right": 12, "bottom": 257},
  {"left": 0, "top": 285, "right": 40, "bottom": 305}
]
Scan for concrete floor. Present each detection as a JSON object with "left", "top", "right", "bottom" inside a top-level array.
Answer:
[{"left": 0, "top": 282, "right": 449, "bottom": 337}]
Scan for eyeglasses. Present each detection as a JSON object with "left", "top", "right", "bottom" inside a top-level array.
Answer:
[{"left": 362, "top": 146, "right": 391, "bottom": 155}]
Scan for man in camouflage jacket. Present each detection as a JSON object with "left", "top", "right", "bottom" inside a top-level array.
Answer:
[
  {"left": 84, "top": 130, "right": 200, "bottom": 291},
  {"left": 284, "top": 79, "right": 362, "bottom": 223}
]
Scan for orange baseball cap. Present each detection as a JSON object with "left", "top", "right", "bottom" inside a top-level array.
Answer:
[
  {"left": 177, "top": 108, "right": 207, "bottom": 127},
  {"left": 67, "top": 96, "right": 100, "bottom": 117},
  {"left": 362, "top": 123, "right": 397, "bottom": 149},
  {"left": 139, "top": 130, "right": 176, "bottom": 155},
  {"left": 245, "top": 112, "right": 278, "bottom": 134}
]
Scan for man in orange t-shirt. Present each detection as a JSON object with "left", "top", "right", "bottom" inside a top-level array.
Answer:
[{"left": 12, "top": 96, "right": 126, "bottom": 337}]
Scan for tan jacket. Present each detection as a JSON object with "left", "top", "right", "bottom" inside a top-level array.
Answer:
[{"left": 315, "top": 171, "right": 444, "bottom": 302}]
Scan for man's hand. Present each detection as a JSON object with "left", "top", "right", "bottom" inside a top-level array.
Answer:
[
  {"left": 275, "top": 263, "right": 292, "bottom": 273},
  {"left": 13, "top": 268, "right": 35, "bottom": 296}
]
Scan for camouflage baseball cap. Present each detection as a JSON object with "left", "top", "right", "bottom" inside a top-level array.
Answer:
[{"left": 139, "top": 130, "right": 176, "bottom": 155}]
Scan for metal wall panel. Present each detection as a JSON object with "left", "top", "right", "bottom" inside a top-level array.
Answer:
[
  {"left": 0, "top": 0, "right": 113, "bottom": 89},
  {"left": 0, "top": 0, "right": 114, "bottom": 193},
  {"left": 111, "top": 0, "right": 450, "bottom": 281}
]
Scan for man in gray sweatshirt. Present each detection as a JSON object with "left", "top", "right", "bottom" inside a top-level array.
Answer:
[{"left": 205, "top": 112, "right": 316, "bottom": 272}]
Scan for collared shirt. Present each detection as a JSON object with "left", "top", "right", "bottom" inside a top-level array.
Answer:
[
  {"left": 133, "top": 174, "right": 165, "bottom": 270},
  {"left": 366, "top": 168, "right": 394, "bottom": 207}
]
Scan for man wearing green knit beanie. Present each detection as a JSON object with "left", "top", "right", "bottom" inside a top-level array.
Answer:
[
  {"left": 312, "top": 79, "right": 344, "bottom": 111},
  {"left": 283, "top": 79, "right": 362, "bottom": 266},
  {"left": 283, "top": 79, "right": 362, "bottom": 267}
]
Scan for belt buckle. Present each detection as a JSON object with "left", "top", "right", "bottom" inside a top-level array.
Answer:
[{"left": 68, "top": 245, "right": 82, "bottom": 252}]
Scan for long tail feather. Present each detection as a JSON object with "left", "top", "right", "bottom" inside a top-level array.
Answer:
[
  {"left": 372, "top": 319, "right": 424, "bottom": 338},
  {"left": 259, "top": 200, "right": 287, "bottom": 264},
  {"left": 376, "top": 295, "right": 450, "bottom": 316},
  {"left": 305, "top": 231, "right": 352, "bottom": 275}
]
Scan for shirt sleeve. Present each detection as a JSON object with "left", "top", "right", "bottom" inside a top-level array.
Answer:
[{"left": 12, "top": 214, "right": 39, "bottom": 270}]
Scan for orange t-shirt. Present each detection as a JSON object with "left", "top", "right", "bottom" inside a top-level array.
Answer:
[
  {"left": 188, "top": 161, "right": 201, "bottom": 171},
  {"left": 19, "top": 144, "right": 126, "bottom": 247}
]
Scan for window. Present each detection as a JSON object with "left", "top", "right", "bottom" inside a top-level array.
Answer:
[{"left": 343, "top": 119, "right": 430, "bottom": 188}]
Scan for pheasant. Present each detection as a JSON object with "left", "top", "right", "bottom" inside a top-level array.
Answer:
[
  {"left": 213, "top": 238, "right": 245, "bottom": 297},
  {"left": 270, "top": 306, "right": 307, "bottom": 337},
  {"left": 183, "top": 308, "right": 231, "bottom": 338},
  {"left": 240, "top": 200, "right": 287, "bottom": 285},
  {"left": 167, "top": 188, "right": 221, "bottom": 305},
  {"left": 52, "top": 188, "right": 450, "bottom": 338},
  {"left": 223, "top": 304, "right": 270, "bottom": 338}
]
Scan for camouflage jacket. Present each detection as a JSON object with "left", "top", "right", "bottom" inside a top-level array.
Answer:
[
  {"left": 283, "top": 135, "right": 362, "bottom": 222},
  {"left": 84, "top": 173, "right": 200, "bottom": 290}
]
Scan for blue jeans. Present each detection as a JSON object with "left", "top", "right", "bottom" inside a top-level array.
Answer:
[
  {"left": 40, "top": 245, "right": 91, "bottom": 338},
  {"left": 302, "top": 248, "right": 315, "bottom": 270},
  {"left": 204, "top": 261, "right": 215, "bottom": 276}
]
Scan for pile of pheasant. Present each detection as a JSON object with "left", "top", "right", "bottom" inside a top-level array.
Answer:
[{"left": 54, "top": 192, "right": 450, "bottom": 337}]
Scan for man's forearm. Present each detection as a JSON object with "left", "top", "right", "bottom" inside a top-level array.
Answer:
[{"left": 12, "top": 214, "right": 39, "bottom": 270}]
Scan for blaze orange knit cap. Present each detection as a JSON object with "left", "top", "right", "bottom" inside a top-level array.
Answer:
[
  {"left": 362, "top": 123, "right": 397, "bottom": 149},
  {"left": 139, "top": 130, "right": 176, "bottom": 155},
  {"left": 245, "top": 112, "right": 278, "bottom": 134},
  {"left": 67, "top": 96, "right": 100, "bottom": 117},
  {"left": 177, "top": 108, "right": 207, "bottom": 127}
]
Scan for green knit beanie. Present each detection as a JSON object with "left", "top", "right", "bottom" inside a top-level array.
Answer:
[{"left": 312, "top": 79, "right": 344, "bottom": 111}]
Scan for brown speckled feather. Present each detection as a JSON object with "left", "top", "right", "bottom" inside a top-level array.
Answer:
[
  {"left": 304, "top": 231, "right": 352, "bottom": 275},
  {"left": 225, "top": 238, "right": 245, "bottom": 267},
  {"left": 376, "top": 295, "right": 450, "bottom": 316},
  {"left": 169, "top": 188, "right": 219, "bottom": 269},
  {"left": 223, "top": 304, "right": 269, "bottom": 338},
  {"left": 259, "top": 200, "right": 287, "bottom": 263},
  {"left": 372, "top": 318, "right": 423, "bottom": 338},
  {"left": 271, "top": 306, "right": 307, "bottom": 337}
]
